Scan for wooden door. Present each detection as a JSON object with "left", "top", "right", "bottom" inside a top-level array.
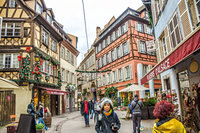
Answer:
[{"left": 0, "top": 91, "right": 16, "bottom": 126}]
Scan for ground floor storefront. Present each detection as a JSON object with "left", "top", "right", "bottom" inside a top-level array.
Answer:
[
  {"left": 141, "top": 27, "right": 200, "bottom": 131},
  {"left": 33, "top": 86, "right": 66, "bottom": 116}
]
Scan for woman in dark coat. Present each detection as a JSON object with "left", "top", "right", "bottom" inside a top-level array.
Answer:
[{"left": 95, "top": 98, "right": 120, "bottom": 133}]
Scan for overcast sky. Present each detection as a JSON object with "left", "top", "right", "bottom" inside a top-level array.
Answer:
[{"left": 45, "top": 0, "right": 143, "bottom": 66}]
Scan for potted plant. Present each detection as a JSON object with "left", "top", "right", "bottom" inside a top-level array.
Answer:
[
  {"left": 141, "top": 99, "right": 149, "bottom": 120},
  {"left": 147, "top": 98, "right": 157, "bottom": 119},
  {"left": 36, "top": 123, "right": 45, "bottom": 133}
]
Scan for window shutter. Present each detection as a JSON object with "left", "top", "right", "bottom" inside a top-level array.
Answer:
[
  {"left": 120, "top": 45, "right": 123, "bottom": 57},
  {"left": 144, "top": 24, "right": 147, "bottom": 33},
  {"left": 137, "top": 40, "right": 141, "bottom": 53},
  {"left": 135, "top": 21, "right": 138, "bottom": 31},
  {"left": 123, "top": 67, "right": 126, "bottom": 81},
  {"left": 129, "top": 64, "right": 133, "bottom": 79},
  {"left": 118, "top": 27, "right": 121, "bottom": 36},
  {"left": 125, "top": 21, "right": 128, "bottom": 32}
]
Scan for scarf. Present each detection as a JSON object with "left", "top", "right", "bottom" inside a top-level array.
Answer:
[
  {"left": 84, "top": 101, "right": 88, "bottom": 114},
  {"left": 103, "top": 109, "right": 112, "bottom": 117}
]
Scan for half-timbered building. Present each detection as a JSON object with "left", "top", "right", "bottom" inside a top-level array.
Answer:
[
  {"left": 0, "top": 0, "right": 75, "bottom": 122},
  {"left": 94, "top": 6, "right": 162, "bottom": 101}
]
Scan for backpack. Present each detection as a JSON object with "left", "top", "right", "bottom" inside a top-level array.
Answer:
[
  {"left": 129, "top": 101, "right": 134, "bottom": 113},
  {"left": 27, "top": 104, "right": 32, "bottom": 114}
]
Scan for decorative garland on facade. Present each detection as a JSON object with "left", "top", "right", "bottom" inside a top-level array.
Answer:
[
  {"left": 19, "top": 55, "right": 31, "bottom": 80},
  {"left": 75, "top": 70, "right": 111, "bottom": 73},
  {"left": 35, "top": 48, "right": 60, "bottom": 65},
  {"left": 57, "top": 71, "right": 62, "bottom": 86},
  {"left": 32, "top": 60, "right": 42, "bottom": 81}
]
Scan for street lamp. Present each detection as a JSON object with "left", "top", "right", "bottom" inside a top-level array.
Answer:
[{"left": 34, "top": 54, "right": 40, "bottom": 63}]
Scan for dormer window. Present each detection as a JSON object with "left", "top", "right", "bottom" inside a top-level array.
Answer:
[
  {"left": 36, "top": 2, "right": 43, "bottom": 14},
  {"left": 9, "top": 0, "right": 17, "bottom": 8},
  {"left": 46, "top": 14, "right": 52, "bottom": 24}
]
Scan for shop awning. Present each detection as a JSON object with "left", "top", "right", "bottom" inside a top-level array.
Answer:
[
  {"left": 118, "top": 84, "right": 149, "bottom": 93},
  {"left": 0, "top": 77, "right": 22, "bottom": 89},
  {"left": 40, "top": 87, "right": 67, "bottom": 95},
  {"left": 141, "top": 27, "right": 200, "bottom": 85}
]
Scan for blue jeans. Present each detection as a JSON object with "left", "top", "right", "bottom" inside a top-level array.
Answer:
[
  {"left": 90, "top": 110, "right": 94, "bottom": 119},
  {"left": 83, "top": 113, "right": 89, "bottom": 126},
  {"left": 31, "top": 113, "right": 37, "bottom": 125},
  {"left": 38, "top": 117, "right": 48, "bottom": 130}
]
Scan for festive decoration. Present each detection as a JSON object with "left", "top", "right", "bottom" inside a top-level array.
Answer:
[
  {"left": 17, "top": 56, "right": 22, "bottom": 61},
  {"left": 57, "top": 71, "right": 62, "bottom": 86},
  {"left": 45, "top": 75, "right": 50, "bottom": 82},
  {"left": 19, "top": 55, "right": 31, "bottom": 80},
  {"left": 26, "top": 47, "right": 31, "bottom": 52},
  {"left": 53, "top": 65, "right": 56, "bottom": 70},
  {"left": 36, "top": 48, "right": 60, "bottom": 65},
  {"left": 75, "top": 69, "right": 111, "bottom": 73},
  {"left": 33, "top": 61, "right": 42, "bottom": 81}
]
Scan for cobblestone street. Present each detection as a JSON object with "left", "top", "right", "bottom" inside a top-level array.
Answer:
[{"left": 46, "top": 111, "right": 155, "bottom": 133}]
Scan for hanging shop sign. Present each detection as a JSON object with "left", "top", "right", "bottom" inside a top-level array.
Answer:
[
  {"left": 141, "top": 28, "right": 200, "bottom": 84},
  {"left": 146, "top": 40, "right": 155, "bottom": 53}
]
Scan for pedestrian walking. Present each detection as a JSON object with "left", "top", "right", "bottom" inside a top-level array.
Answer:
[
  {"left": 130, "top": 94, "right": 144, "bottom": 133},
  {"left": 90, "top": 99, "right": 95, "bottom": 119},
  {"left": 95, "top": 97, "right": 120, "bottom": 133},
  {"left": 81, "top": 97, "right": 91, "bottom": 127},
  {"left": 153, "top": 100, "right": 186, "bottom": 133},
  {"left": 27, "top": 99, "right": 37, "bottom": 125},
  {"left": 37, "top": 103, "right": 48, "bottom": 130}
]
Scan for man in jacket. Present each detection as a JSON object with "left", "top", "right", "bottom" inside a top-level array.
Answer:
[
  {"left": 81, "top": 98, "right": 91, "bottom": 127},
  {"left": 130, "top": 95, "right": 144, "bottom": 133},
  {"left": 27, "top": 99, "right": 37, "bottom": 125}
]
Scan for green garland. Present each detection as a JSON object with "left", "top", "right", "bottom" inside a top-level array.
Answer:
[
  {"left": 35, "top": 48, "right": 60, "bottom": 65},
  {"left": 75, "top": 70, "right": 111, "bottom": 73},
  {"left": 57, "top": 71, "right": 62, "bottom": 86},
  {"left": 12, "top": 79, "right": 60, "bottom": 88},
  {"left": 19, "top": 55, "right": 31, "bottom": 80}
]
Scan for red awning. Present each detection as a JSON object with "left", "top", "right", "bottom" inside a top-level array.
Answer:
[
  {"left": 40, "top": 87, "right": 67, "bottom": 95},
  {"left": 141, "top": 28, "right": 200, "bottom": 85}
]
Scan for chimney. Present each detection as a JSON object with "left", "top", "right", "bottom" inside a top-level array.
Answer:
[{"left": 96, "top": 27, "right": 101, "bottom": 38}]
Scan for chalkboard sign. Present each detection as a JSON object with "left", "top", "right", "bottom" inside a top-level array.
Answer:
[{"left": 17, "top": 114, "right": 36, "bottom": 133}]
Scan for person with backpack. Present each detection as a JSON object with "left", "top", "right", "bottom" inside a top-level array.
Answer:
[
  {"left": 130, "top": 95, "right": 144, "bottom": 133},
  {"left": 90, "top": 99, "right": 95, "bottom": 119},
  {"left": 95, "top": 97, "right": 121, "bottom": 133},
  {"left": 37, "top": 103, "right": 48, "bottom": 130},
  {"left": 27, "top": 99, "right": 37, "bottom": 125}
]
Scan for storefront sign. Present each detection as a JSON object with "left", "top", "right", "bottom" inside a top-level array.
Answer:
[
  {"left": 146, "top": 40, "right": 155, "bottom": 53},
  {"left": 141, "top": 28, "right": 200, "bottom": 84},
  {"left": 46, "top": 91, "right": 66, "bottom": 95}
]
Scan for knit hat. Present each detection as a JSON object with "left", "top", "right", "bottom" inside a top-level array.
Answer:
[{"left": 100, "top": 97, "right": 113, "bottom": 110}]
